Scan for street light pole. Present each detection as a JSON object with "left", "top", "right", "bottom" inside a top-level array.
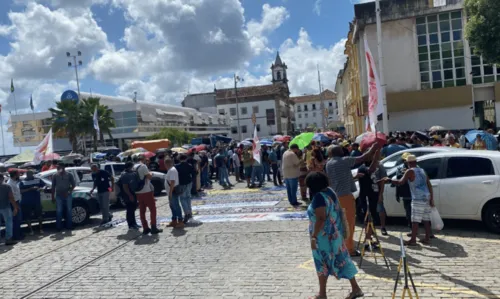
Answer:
[
  {"left": 234, "top": 74, "right": 243, "bottom": 141},
  {"left": 66, "top": 51, "right": 83, "bottom": 98}
]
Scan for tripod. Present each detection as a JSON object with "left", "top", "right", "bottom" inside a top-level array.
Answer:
[
  {"left": 392, "top": 233, "right": 419, "bottom": 299},
  {"left": 356, "top": 209, "right": 390, "bottom": 269}
]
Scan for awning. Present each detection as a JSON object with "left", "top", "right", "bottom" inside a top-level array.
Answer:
[{"left": 164, "top": 111, "right": 185, "bottom": 117}]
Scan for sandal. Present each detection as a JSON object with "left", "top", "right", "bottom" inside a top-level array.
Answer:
[
  {"left": 345, "top": 290, "right": 364, "bottom": 299},
  {"left": 404, "top": 240, "right": 418, "bottom": 246}
]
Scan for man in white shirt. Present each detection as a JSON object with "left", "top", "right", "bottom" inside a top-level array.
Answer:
[
  {"left": 164, "top": 158, "right": 182, "bottom": 227},
  {"left": 7, "top": 170, "right": 23, "bottom": 240},
  {"left": 136, "top": 155, "right": 162, "bottom": 235}
]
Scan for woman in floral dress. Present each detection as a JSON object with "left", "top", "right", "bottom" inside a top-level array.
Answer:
[{"left": 306, "top": 171, "right": 364, "bottom": 299}]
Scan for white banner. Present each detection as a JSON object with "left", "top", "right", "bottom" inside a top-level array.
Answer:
[
  {"left": 364, "top": 35, "right": 384, "bottom": 132},
  {"left": 33, "top": 128, "right": 53, "bottom": 164},
  {"left": 253, "top": 126, "right": 261, "bottom": 163}
]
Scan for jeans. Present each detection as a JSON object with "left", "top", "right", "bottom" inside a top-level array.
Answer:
[
  {"left": 12, "top": 202, "right": 23, "bottom": 239},
  {"left": 180, "top": 184, "right": 192, "bottom": 217},
  {"left": 271, "top": 163, "right": 282, "bottom": 185},
  {"left": 262, "top": 163, "right": 271, "bottom": 181},
  {"left": 251, "top": 166, "right": 264, "bottom": 185},
  {"left": 233, "top": 166, "right": 240, "bottom": 181},
  {"left": 137, "top": 192, "right": 157, "bottom": 230},
  {"left": 284, "top": 178, "right": 299, "bottom": 205},
  {"left": 97, "top": 192, "right": 112, "bottom": 222},
  {"left": 0, "top": 208, "right": 13, "bottom": 240},
  {"left": 56, "top": 195, "right": 73, "bottom": 230},
  {"left": 218, "top": 167, "right": 230, "bottom": 186},
  {"left": 124, "top": 196, "right": 138, "bottom": 228},
  {"left": 169, "top": 185, "right": 184, "bottom": 221},
  {"left": 201, "top": 168, "right": 209, "bottom": 187}
]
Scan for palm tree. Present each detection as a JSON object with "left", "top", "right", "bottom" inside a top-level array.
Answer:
[
  {"left": 81, "top": 97, "right": 116, "bottom": 151},
  {"left": 49, "top": 100, "right": 85, "bottom": 152}
]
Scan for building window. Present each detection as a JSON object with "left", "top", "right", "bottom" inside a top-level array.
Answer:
[
  {"left": 218, "top": 109, "right": 225, "bottom": 115},
  {"left": 241, "top": 125, "right": 247, "bottom": 133},
  {"left": 230, "top": 108, "right": 236, "bottom": 116},
  {"left": 241, "top": 107, "right": 247, "bottom": 115},
  {"left": 256, "top": 124, "right": 261, "bottom": 132},
  {"left": 470, "top": 49, "right": 499, "bottom": 84},
  {"left": 313, "top": 112, "right": 317, "bottom": 117},
  {"left": 417, "top": 11, "right": 465, "bottom": 89},
  {"left": 252, "top": 106, "right": 259, "bottom": 114},
  {"left": 329, "top": 102, "right": 333, "bottom": 107},
  {"left": 231, "top": 127, "right": 238, "bottom": 134},
  {"left": 297, "top": 106, "right": 302, "bottom": 112},
  {"left": 277, "top": 71, "right": 282, "bottom": 80},
  {"left": 305, "top": 113, "right": 308, "bottom": 118},
  {"left": 312, "top": 104, "right": 316, "bottom": 110},
  {"left": 298, "top": 113, "right": 302, "bottom": 118},
  {"left": 304, "top": 105, "right": 308, "bottom": 111},
  {"left": 266, "top": 109, "right": 275, "bottom": 125},
  {"left": 299, "top": 124, "right": 303, "bottom": 129}
]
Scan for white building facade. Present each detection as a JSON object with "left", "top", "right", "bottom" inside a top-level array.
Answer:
[
  {"left": 292, "top": 90, "right": 339, "bottom": 131},
  {"left": 352, "top": 0, "right": 499, "bottom": 132}
]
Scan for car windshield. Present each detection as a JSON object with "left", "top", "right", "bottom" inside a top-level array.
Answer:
[{"left": 111, "top": 164, "right": 126, "bottom": 176}]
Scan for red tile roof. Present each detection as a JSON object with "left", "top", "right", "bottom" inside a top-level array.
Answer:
[
  {"left": 291, "top": 89, "right": 336, "bottom": 104},
  {"left": 216, "top": 84, "right": 284, "bottom": 99}
]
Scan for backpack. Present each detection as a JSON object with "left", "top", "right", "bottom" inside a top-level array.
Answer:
[
  {"left": 117, "top": 168, "right": 145, "bottom": 196},
  {"left": 135, "top": 164, "right": 147, "bottom": 192}
]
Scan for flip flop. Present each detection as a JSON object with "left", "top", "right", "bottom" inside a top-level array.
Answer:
[{"left": 345, "top": 290, "right": 364, "bottom": 299}]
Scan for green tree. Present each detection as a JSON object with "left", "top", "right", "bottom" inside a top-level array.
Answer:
[
  {"left": 465, "top": 0, "right": 500, "bottom": 64},
  {"left": 81, "top": 97, "right": 116, "bottom": 151},
  {"left": 49, "top": 100, "right": 85, "bottom": 152},
  {"left": 147, "top": 128, "right": 196, "bottom": 146}
]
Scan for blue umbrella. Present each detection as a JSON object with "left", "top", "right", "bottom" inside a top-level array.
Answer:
[
  {"left": 465, "top": 130, "right": 498, "bottom": 150},
  {"left": 260, "top": 139, "right": 273, "bottom": 146},
  {"left": 312, "top": 133, "right": 330, "bottom": 143}
]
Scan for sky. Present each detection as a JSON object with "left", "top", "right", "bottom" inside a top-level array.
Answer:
[{"left": 0, "top": 0, "right": 365, "bottom": 155}]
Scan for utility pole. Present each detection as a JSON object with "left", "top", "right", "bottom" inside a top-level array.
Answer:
[
  {"left": 234, "top": 74, "right": 243, "bottom": 140},
  {"left": 376, "top": 0, "right": 389, "bottom": 134},
  {"left": 317, "top": 65, "right": 325, "bottom": 131},
  {"left": 66, "top": 51, "right": 83, "bottom": 98}
]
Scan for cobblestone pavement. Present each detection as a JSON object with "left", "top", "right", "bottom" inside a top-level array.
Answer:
[{"left": 1, "top": 179, "right": 500, "bottom": 299}]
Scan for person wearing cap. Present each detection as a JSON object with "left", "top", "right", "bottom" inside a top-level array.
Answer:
[
  {"left": 325, "top": 144, "right": 378, "bottom": 256},
  {"left": 386, "top": 154, "right": 434, "bottom": 246},
  {"left": 90, "top": 164, "right": 114, "bottom": 225}
]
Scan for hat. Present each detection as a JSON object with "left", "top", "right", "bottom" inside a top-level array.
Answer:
[
  {"left": 341, "top": 140, "right": 349, "bottom": 147},
  {"left": 405, "top": 154, "right": 417, "bottom": 162},
  {"left": 401, "top": 152, "right": 411, "bottom": 161}
]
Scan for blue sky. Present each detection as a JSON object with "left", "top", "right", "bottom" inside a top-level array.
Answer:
[{"left": 0, "top": 0, "right": 360, "bottom": 154}]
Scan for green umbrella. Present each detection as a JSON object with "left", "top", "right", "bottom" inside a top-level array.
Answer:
[{"left": 288, "top": 132, "right": 315, "bottom": 150}]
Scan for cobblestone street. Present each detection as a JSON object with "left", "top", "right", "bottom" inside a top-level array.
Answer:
[{"left": 1, "top": 182, "right": 500, "bottom": 299}]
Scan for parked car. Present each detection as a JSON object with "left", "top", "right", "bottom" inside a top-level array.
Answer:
[
  {"left": 382, "top": 151, "right": 500, "bottom": 233},
  {"left": 38, "top": 185, "right": 100, "bottom": 226},
  {"left": 379, "top": 147, "right": 462, "bottom": 173}
]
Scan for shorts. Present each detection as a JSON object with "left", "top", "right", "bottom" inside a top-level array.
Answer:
[
  {"left": 376, "top": 202, "right": 385, "bottom": 213},
  {"left": 244, "top": 166, "right": 253, "bottom": 179},
  {"left": 411, "top": 199, "right": 431, "bottom": 223},
  {"left": 21, "top": 203, "right": 42, "bottom": 220}
]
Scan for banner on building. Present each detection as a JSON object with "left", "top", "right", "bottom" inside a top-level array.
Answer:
[
  {"left": 364, "top": 35, "right": 384, "bottom": 132},
  {"left": 33, "top": 128, "right": 53, "bottom": 164}
]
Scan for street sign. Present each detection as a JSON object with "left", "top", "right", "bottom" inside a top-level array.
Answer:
[
  {"left": 61, "top": 90, "right": 79, "bottom": 103},
  {"left": 252, "top": 113, "right": 257, "bottom": 124}
]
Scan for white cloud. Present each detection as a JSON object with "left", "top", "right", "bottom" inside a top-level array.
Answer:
[
  {"left": 313, "top": 0, "right": 322, "bottom": 16},
  {"left": 247, "top": 4, "right": 290, "bottom": 55}
]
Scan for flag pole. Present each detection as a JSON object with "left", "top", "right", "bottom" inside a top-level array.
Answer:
[
  {"left": 376, "top": 0, "right": 389, "bottom": 134},
  {"left": 12, "top": 83, "right": 21, "bottom": 153}
]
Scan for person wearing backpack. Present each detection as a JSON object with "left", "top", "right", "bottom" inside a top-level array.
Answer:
[
  {"left": 136, "top": 155, "right": 162, "bottom": 235},
  {"left": 118, "top": 162, "right": 140, "bottom": 230}
]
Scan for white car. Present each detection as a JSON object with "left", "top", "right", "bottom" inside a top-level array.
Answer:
[
  {"left": 380, "top": 147, "right": 462, "bottom": 173},
  {"left": 383, "top": 151, "right": 500, "bottom": 233}
]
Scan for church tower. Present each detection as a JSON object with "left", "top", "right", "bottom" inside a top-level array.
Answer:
[{"left": 271, "top": 52, "right": 288, "bottom": 85}]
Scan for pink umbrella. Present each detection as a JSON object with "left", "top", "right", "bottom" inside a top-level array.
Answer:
[
  {"left": 42, "top": 153, "right": 61, "bottom": 161},
  {"left": 143, "top": 151, "right": 156, "bottom": 159}
]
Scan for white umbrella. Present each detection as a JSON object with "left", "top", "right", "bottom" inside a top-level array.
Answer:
[{"left": 429, "top": 125, "right": 446, "bottom": 131}]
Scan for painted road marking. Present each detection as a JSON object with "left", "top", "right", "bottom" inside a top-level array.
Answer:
[
  {"left": 297, "top": 259, "right": 500, "bottom": 298},
  {"left": 192, "top": 201, "right": 280, "bottom": 210}
]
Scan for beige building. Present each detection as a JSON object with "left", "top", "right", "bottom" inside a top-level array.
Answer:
[
  {"left": 291, "top": 90, "right": 339, "bottom": 131},
  {"left": 337, "top": 0, "right": 500, "bottom": 134}
]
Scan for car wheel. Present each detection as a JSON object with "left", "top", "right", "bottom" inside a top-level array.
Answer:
[
  {"left": 152, "top": 180, "right": 163, "bottom": 196},
  {"left": 483, "top": 203, "right": 500, "bottom": 234},
  {"left": 72, "top": 201, "right": 90, "bottom": 226}
]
